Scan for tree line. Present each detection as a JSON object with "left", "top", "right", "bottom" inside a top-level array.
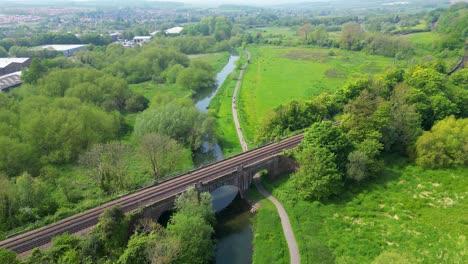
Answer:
[
  {"left": 0, "top": 40, "right": 219, "bottom": 234},
  {"left": 257, "top": 65, "right": 467, "bottom": 200},
  {"left": 0, "top": 188, "right": 216, "bottom": 264}
]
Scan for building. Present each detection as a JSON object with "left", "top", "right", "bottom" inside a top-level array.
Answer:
[
  {"left": 164, "top": 26, "right": 184, "bottom": 34},
  {"left": 0, "top": 71, "right": 22, "bottom": 92},
  {"left": 0, "top": 58, "right": 31, "bottom": 75},
  {"left": 109, "top": 32, "right": 121, "bottom": 42},
  {"left": 34, "top": 44, "right": 87, "bottom": 57},
  {"left": 133, "top": 36, "right": 153, "bottom": 44}
]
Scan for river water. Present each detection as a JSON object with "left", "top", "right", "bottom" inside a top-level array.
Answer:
[
  {"left": 193, "top": 55, "right": 239, "bottom": 166},
  {"left": 192, "top": 55, "right": 254, "bottom": 264}
]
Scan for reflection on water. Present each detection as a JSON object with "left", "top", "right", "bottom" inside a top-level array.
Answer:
[
  {"left": 215, "top": 194, "right": 253, "bottom": 264},
  {"left": 192, "top": 54, "right": 252, "bottom": 264},
  {"left": 193, "top": 55, "right": 239, "bottom": 166},
  {"left": 195, "top": 55, "right": 240, "bottom": 113}
]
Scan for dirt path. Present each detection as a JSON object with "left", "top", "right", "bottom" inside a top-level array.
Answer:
[
  {"left": 231, "top": 49, "right": 301, "bottom": 264},
  {"left": 232, "top": 50, "right": 250, "bottom": 152}
]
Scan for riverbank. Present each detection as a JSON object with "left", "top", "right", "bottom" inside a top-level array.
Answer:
[{"left": 230, "top": 48, "right": 301, "bottom": 264}]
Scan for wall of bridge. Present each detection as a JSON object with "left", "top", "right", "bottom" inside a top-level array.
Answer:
[{"left": 129, "top": 155, "right": 298, "bottom": 228}]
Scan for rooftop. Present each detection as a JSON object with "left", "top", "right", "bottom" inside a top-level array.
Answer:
[
  {"left": 35, "top": 44, "right": 86, "bottom": 51},
  {"left": 0, "top": 71, "right": 22, "bottom": 91},
  {"left": 133, "top": 36, "right": 153, "bottom": 40},
  {"left": 164, "top": 26, "right": 184, "bottom": 34},
  {"left": 0, "top": 58, "right": 30, "bottom": 69}
]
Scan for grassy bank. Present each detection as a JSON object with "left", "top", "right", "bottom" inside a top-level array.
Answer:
[
  {"left": 238, "top": 45, "right": 395, "bottom": 143},
  {"left": 209, "top": 49, "right": 247, "bottom": 156},
  {"left": 257, "top": 158, "right": 467, "bottom": 263},
  {"left": 247, "top": 187, "right": 290, "bottom": 264}
]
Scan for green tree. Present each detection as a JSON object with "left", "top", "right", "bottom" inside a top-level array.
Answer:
[
  {"left": 0, "top": 46, "right": 8, "bottom": 57},
  {"left": 298, "top": 23, "right": 313, "bottom": 42},
  {"left": 0, "top": 248, "right": 19, "bottom": 264},
  {"left": 292, "top": 146, "right": 343, "bottom": 200},
  {"left": 95, "top": 206, "right": 128, "bottom": 254},
  {"left": 79, "top": 142, "right": 131, "bottom": 194},
  {"left": 117, "top": 233, "right": 152, "bottom": 264},
  {"left": 138, "top": 133, "right": 185, "bottom": 181},
  {"left": 256, "top": 100, "right": 326, "bottom": 144},
  {"left": 340, "top": 22, "right": 365, "bottom": 51},
  {"left": 21, "top": 58, "right": 46, "bottom": 84},
  {"left": 300, "top": 121, "right": 352, "bottom": 173},
  {"left": 346, "top": 139, "right": 384, "bottom": 181},
  {"left": 415, "top": 116, "right": 467, "bottom": 168},
  {"left": 134, "top": 101, "right": 215, "bottom": 150}
]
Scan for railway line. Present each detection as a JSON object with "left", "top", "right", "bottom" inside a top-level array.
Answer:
[{"left": 0, "top": 133, "right": 304, "bottom": 254}]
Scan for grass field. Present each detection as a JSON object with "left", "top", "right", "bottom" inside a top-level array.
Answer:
[
  {"left": 258, "top": 158, "right": 467, "bottom": 263},
  {"left": 238, "top": 45, "right": 395, "bottom": 143},
  {"left": 404, "top": 32, "right": 441, "bottom": 54}
]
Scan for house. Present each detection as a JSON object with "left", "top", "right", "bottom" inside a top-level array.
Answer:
[
  {"left": 133, "top": 36, "right": 153, "bottom": 44},
  {"left": 164, "top": 26, "right": 184, "bottom": 34},
  {"left": 34, "top": 44, "right": 87, "bottom": 57},
  {"left": 0, "top": 57, "right": 31, "bottom": 75}
]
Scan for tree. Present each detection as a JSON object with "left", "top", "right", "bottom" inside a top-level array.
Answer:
[
  {"left": 298, "top": 23, "right": 313, "bottom": 42},
  {"left": 346, "top": 139, "right": 384, "bottom": 181},
  {"left": 117, "top": 233, "right": 152, "bottom": 264},
  {"left": 95, "top": 206, "right": 128, "bottom": 253},
  {"left": 301, "top": 121, "right": 352, "bottom": 173},
  {"left": 166, "top": 188, "right": 215, "bottom": 264},
  {"left": 138, "top": 133, "right": 185, "bottom": 181},
  {"left": 0, "top": 136, "right": 36, "bottom": 176},
  {"left": 292, "top": 146, "right": 343, "bottom": 200},
  {"left": 255, "top": 100, "right": 326, "bottom": 144},
  {"left": 147, "top": 228, "right": 180, "bottom": 264},
  {"left": 174, "top": 188, "right": 215, "bottom": 225},
  {"left": 21, "top": 58, "right": 46, "bottom": 84},
  {"left": 415, "top": 116, "right": 467, "bottom": 168},
  {"left": 134, "top": 101, "right": 215, "bottom": 150},
  {"left": 340, "top": 22, "right": 365, "bottom": 51},
  {"left": 342, "top": 89, "right": 384, "bottom": 143},
  {"left": 0, "top": 46, "right": 8, "bottom": 58},
  {"left": 79, "top": 142, "right": 131, "bottom": 194},
  {"left": 0, "top": 248, "right": 19, "bottom": 264}
]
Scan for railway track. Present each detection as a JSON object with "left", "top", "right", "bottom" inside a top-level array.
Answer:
[{"left": 0, "top": 133, "right": 304, "bottom": 254}]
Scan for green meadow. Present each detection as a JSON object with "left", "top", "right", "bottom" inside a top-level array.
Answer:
[
  {"left": 256, "top": 159, "right": 467, "bottom": 263},
  {"left": 238, "top": 45, "right": 395, "bottom": 143}
]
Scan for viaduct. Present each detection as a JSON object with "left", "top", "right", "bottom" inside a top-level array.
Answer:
[{"left": 0, "top": 134, "right": 302, "bottom": 255}]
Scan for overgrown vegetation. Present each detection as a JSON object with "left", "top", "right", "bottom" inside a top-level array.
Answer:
[{"left": 0, "top": 189, "right": 216, "bottom": 264}]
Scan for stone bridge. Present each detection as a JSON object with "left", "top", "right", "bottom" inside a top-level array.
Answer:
[{"left": 134, "top": 155, "right": 297, "bottom": 223}]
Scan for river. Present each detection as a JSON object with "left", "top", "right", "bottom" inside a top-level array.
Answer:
[{"left": 192, "top": 54, "right": 254, "bottom": 264}]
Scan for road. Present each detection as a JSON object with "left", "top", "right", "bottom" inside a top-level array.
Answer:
[{"left": 231, "top": 49, "right": 301, "bottom": 264}]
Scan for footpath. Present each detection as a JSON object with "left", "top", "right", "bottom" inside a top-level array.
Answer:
[{"left": 231, "top": 49, "right": 301, "bottom": 264}]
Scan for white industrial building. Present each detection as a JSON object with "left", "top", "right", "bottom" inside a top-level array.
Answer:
[
  {"left": 34, "top": 44, "right": 87, "bottom": 57},
  {"left": 133, "top": 36, "right": 153, "bottom": 44},
  {"left": 164, "top": 26, "right": 184, "bottom": 34}
]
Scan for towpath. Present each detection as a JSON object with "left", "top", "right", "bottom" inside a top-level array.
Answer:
[{"left": 231, "top": 49, "right": 301, "bottom": 264}]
